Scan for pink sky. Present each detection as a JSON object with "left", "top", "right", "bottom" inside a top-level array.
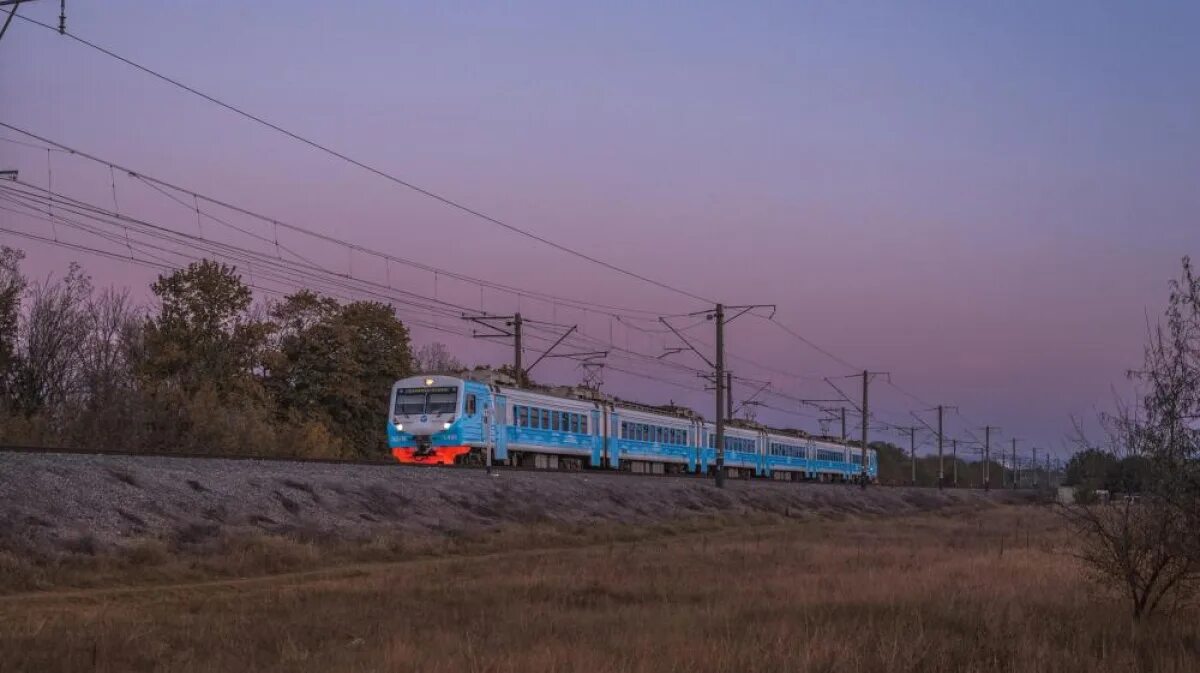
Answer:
[{"left": 2, "top": 1, "right": 1199, "bottom": 460}]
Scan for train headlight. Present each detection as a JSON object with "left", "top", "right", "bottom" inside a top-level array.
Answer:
[
  {"left": 443, "top": 422, "right": 452, "bottom": 430},
  {"left": 394, "top": 423, "right": 404, "bottom": 432}
]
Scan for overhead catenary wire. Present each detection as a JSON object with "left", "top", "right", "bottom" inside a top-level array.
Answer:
[
  {"left": 0, "top": 123, "right": 679, "bottom": 320},
  {"left": 10, "top": 13, "right": 716, "bottom": 306}
]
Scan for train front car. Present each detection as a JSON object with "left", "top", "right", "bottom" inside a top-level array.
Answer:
[{"left": 388, "top": 375, "right": 485, "bottom": 465}]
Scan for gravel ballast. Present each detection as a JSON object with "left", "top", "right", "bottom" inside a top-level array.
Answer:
[{"left": 0, "top": 451, "right": 1030, "bottom": 555}]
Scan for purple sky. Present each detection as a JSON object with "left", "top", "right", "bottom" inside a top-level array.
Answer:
[{"left": 2, "top": 1, "right": 1198, "bottom": 460}]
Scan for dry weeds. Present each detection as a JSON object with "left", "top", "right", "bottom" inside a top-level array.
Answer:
[{"left": 1, "top": 505, "right": 1196, "bottom": 673}]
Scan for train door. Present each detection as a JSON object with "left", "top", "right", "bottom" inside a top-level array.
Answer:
[
  {"left": 607, "top": 409, "right": 620, "bottom": 469},
  {"left": 491, "top": 394, "right": 509, "bottom": 462},
  {"left": 590, "top": 406, "right": 604, "bottom": 468},
  {"left": 758, "top": 431, "right": 768, "bottom": 477}
]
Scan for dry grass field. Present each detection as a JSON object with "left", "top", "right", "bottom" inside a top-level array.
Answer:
[{"left": 1, "top": 504, "right": 1196, "bottom": 673}]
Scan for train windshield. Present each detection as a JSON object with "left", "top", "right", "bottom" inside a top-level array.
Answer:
[{"left": 394, "top": 387, "right": 459, "bottom": 415}]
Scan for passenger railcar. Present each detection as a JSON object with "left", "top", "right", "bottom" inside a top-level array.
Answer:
[{"left": 387, "top": 374, "right": 878, "bottom": 482}]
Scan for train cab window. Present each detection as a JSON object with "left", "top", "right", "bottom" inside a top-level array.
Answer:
[
  {"left": 427, "top": 391, "right": 458, "bottom": 415},
  {"left": 465, "top": 394, "right": 477, "bottom": 416}
]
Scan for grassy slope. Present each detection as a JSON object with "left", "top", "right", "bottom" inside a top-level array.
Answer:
[{"left": 1, "top": 506, "right": 1197, "bottom": 673}]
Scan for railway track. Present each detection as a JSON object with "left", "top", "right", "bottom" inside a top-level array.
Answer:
[{"left": 0, "top": 443, "right": 1019, "bottom": 491}]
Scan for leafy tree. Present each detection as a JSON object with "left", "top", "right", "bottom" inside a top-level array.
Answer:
[
  {"left": 141, "top": 260, "right": 269, "bottom": 396},
  {"left": 1064, "top": 449, "right": 1118, "bottom": 490},
  {"left": 1105, "top": 455, "right": 1154, "bottom": 494},
  {"left": 264, "top": 291, "right": 412, "bottom": 456}
]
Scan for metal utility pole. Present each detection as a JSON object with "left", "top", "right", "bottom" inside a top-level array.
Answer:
[
  {"left": 0, "top": 1, "right": 62, "bottom": 44},
  {"left": 726, "top": 371, "right": 733, "bottom": 420},
  {"left": 714, "top": 304, "right": 726, "bottom": 487},
  {"left": 982, "top": 426, "right": 1000, "bottom": 490},
  {"left": 1011, "top": 438, "right": 1018, "bottom": 490},
  {"left": 464, "top": 314, "right": 599, "bottom": 387},
  {"left": 952, "top": 438, "right": 959, "bottom": 487},
  {"left": 1032, "top": 447, "right": 1038, "bottom": 489},
  {"left": 912, "top": 405, "right": 955, "bottom": 489},
  {"left": 823, "top": 372, "right": 888, "bottom": 487},
  {"left": 798, "top": 399, "right": 850, "bottom": 442},
  {"left": 931, "top": 403, "right": 940, "bottom": 487},
  {"left": 513, "top": 313, "right": 523, "bottom": 377},
  {"left": 465, "top": 313, "right": 525, "bottom": 383},
  {"left": 861, "top": 371, "right": 869, "bottom": 485},
  {"left": 661, "top": 303, "right": 775, "bottom": 489},
  {"left": 897, "top": 426, "right": 921, "bottom": 486}
]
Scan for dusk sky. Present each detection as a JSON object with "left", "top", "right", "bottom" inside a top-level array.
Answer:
[{"left": 3, "top": 1, "right": 1199, "bottom": 460}]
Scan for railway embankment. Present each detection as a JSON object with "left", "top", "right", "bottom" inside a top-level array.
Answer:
[{"left": 0, "top": 450, "right": 1034, "bottom": 558}]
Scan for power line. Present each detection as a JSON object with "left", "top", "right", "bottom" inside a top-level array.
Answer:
[
  {"left": 12, "top": 13, "right": 715, "bottom": 306},
  {"left": 0, "top": 123, "right": 678, "bottom": 319}
]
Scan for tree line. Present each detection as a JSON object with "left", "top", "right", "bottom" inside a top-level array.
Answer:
[{"left": 0, "top": 248, "right": 433, "bottom": 458}]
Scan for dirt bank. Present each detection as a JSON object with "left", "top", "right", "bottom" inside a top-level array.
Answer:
[{"left": 0, "top": 451, "right": 1033, "bottom": 557}]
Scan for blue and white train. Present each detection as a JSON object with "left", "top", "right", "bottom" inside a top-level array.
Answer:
[{"left": 387, "top": 374, "right": 877, "bottom": 482}]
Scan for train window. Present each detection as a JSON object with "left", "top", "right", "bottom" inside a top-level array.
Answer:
[
  {"left": 395, "top": 391, "right": 426, "bottom": 415},
  {"left": 816, "top": 449, "right": 842, "bottom": 462},
  {"left": 552, "top": 411, "right": 561, "bottom": 431},
  {"left": 517, "top": 406, "right": 527, "bottom": 427},
  {"left": 465, "top": 394, "right": 477, "bottom": 416},
  {"left": 427, "top": 391, "right": 457, "bottom": 414},
  {"left": 580, "top": 416, "right": 589, "bottom": 434}
]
